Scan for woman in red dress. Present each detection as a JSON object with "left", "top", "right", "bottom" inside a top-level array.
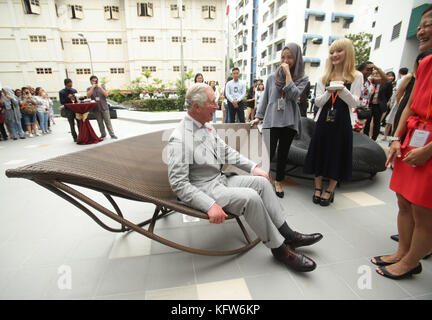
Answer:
[{"left": 372, "top": 5, "right": 432, "bottom": 279}]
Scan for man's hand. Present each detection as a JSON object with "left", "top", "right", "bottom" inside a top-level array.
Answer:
[
  {"left": 252, "top": 166, "right": 270, "bottom": 182},
  {"left": 207, "top": 203, "right": 228, "bottom": 224},
  {"left": 233, "top": 100, "right": 239, "bottom": 108}
]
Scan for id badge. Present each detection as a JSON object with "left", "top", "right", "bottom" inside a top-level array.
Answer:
[
  {"left": 277, "top": 98, "right": 286, "bottom": 111},
  {"left": 95, "top": 97, "right": 101, "bottom": 102},
  {"left": 326, "top": 108, "right": 337, "bottom": 122},
  {"left": 409, "top": 129, "right": 430, "bottom": 148}
]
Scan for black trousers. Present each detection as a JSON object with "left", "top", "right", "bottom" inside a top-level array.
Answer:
[
  {"left": 0, "top": 122, "right": 8, "bottom": 139},
  {"left": 269, "top": 127, "right": 297, "bottom": 182},
  {"left": 227, "top": 100, "right": 245, "bottom": 123},
  {"left": 65, "top": 109, "right": 79, "bottom": 141},
  {"left": 364, "top": 103, "right": 382, "bottom": 141}
]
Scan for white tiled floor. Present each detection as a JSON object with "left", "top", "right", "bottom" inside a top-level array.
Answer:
[{"left": 0, "top": 117, "right": 431, "bottom": 300}]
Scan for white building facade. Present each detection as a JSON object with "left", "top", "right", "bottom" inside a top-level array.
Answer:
[
  {"left": 369, "top": 0, "right": 431, "bottom": 75},
  {"left": 229, "top": 0, "right": 374, "bottom": 88},
  {"left": 0, "top": 0, "right": 226, "bottom": 97}
]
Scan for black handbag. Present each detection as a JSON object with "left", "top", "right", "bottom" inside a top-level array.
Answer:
[{"left": 356, "top": 106, "right": 371, "bottom": 120}]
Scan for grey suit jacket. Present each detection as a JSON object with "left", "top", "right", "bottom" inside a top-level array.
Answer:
[{"left": 167, "top": 116, "right": 256, "bottom": 213}]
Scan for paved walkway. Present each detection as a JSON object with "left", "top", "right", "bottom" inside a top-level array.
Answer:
[{"left": 0, "top": 113, "right": 431, "bottom": 300}]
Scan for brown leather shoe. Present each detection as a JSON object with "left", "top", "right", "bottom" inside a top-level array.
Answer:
[
  {"left": 273, "top": 246, "right": 317, "bottom": 272},
  {"left": 285, "top": 232, "right": 323, "bottom": 249}
]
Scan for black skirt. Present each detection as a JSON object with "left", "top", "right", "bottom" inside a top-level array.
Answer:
[{"left": 303, "top": 85, "right": 353, "bottom": 181}]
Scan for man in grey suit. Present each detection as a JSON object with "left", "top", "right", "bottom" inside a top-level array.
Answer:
[{"left": 167, "top": 83, "right": 323, "bottom": 272}]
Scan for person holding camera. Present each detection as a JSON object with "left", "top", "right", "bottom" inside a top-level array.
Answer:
[
  {"left": 87, "top": 75, "right": 117, "bottom": 139},
  {"left": 19, "top": 87, "right": 39, "bottom": 137},
  {"left": 303, "top": 38, "right": 363, "bottom": 206}
]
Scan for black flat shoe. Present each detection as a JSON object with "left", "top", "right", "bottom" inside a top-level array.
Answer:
[
  {"left": 376, "top": 264, "right": 422, "bottom": 280},
  {"left": 312, "top": 188, "right": 322, "bottom": 204},
  {"left": 285, "top": 232, "right": 323, "bottom": 249},
  {"left": 390, "top": 234, "right": 399, "bottom": 242},
  {"left": 371, "top": 255, "right": 401, "bottom": 266},
  {"left": 319, "top": 190, "right": 334, "bottom": 207}
]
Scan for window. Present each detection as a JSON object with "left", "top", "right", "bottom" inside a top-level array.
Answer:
[
  {"left": 276, "top": 41, "right": 284, "bottom": 52},
  {"left": 277, "top": 18, "right": 286, "bottom": 30},
  {"left": 170, "top": 4, "right": 185, "bottom": 18},
  {"left": 202, "top": 5, "right": 216, "bottom": 19},
  {"left": 173, "top": 66, "right": 187, "bottom": 72},
  {"left": 202, "top": 37, "right": 216, "bottom": 43},
  {"left": 140, "top": 36, "right": 155, "bottom": 42},
  {"left": 261, "top": 50, "right": 267, "bottom": 58},
  {"left": 104, "top": 6, "right": 120, "bottom": 20},
  {"left": 107, "top": 38, "right": 122, "bottom": 45},
  {"left": 311, "top": 62, "right": 320, "bottom": 67},
  {"left": 36, "top": 68, "right": 52, "bottom": 74},
  {"left": 260, "top": 68, "right": 266, "bottom": 76},
  {"left": 69, "top": 5, "right": 84, "bottom": 19},
  {"left": 110, "top": 68, "right": 125, "bottom": 74},
  {"left": 76, "top": 68, "right": 91, "bottom": 75},
  {"left": 172, "top": 36, "right": 186, "bottom": 43},
  {"left": 391, "top": 22, "right": 402, "bottom": 41},
  {"left": 29, "top": 35, "right": 46, "bottom": 42},
  {"left": 261, "top": 31, "right": 268, "bottom": 41},
  {"left": 346, "top": 0, "right": 353, "bottom": 4},
  {"left": 374, "top": 35, "right": 381, "bottom": 50},
  {"left": 372, "top": 21, "right": 376, "bottom": 28},
  {"left": 375, "top": 6, "right": 379, "bottom": 13},
  {"left": 60, "top": 38, "right": 64, "bottom": 50},
  {"left": 343, "top": 19, "right": 351, "bottom": 29},
  {"left": 263, "top": 11, "right": 268, "bottom": 22},
  {"left": 71, "top": 38, "right": 87, "bottom": 45},
  {"left": 137, "top": 2, "right": 153, "bottom": 17},
  {"left": 142, "top": 66, "right": 156, "bottom": 72},
  {"left": 22, "top": 0, "right": 41, "bottom": 15},
  {"left": 202, "top": 66, "right": 216, "bottom": 72}
]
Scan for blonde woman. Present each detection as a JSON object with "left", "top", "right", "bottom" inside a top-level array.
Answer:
[{"left": 303, "top": 38, "right": 363, "bottom": 206}]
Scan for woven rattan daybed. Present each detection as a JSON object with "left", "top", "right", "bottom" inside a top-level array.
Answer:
[{"left": 6, "top": 123, "right": 267, "bottom": 256}]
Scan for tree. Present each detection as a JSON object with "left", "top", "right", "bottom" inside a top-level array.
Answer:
[{"left": 345, "top": 32, "right": 373, "bottom": 66}]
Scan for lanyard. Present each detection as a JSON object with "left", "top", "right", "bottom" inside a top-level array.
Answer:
[
  {"left": 425, "top": 90, "right": 432, "bottom": 128},
  {"left": 331, "top": 92, "right": 338, "bottom": 110}
]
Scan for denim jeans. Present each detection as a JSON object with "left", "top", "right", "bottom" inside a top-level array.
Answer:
[
  {"left": 7, "top": 119, "right": 24, "bottom": 138},
  {"left": 224, "top": 102, "right": 230, "bottom": 123},
  {"left": 37, "top": 112, "right": 49, "bottom": 132},
  {"left": 23, "top": 113, "right": 36, "bottom": 125}
]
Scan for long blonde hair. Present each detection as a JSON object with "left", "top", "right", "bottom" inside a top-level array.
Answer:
[{"left": 322, "top": 38, "right": 358, "bottom": 84}]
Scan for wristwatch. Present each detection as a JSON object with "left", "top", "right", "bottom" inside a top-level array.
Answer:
[
  {"left": 388, "top": 137, "right": 400, "bottom": 146},
  {"left": 388, "top": 137, "right": 400, "bottom": 141}
]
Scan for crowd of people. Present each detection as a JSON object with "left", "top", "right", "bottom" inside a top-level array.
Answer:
[
  {"left": 166, "top": 4, "right": 432, "bottom": 279},
  {"left": 0, "top": 86, "right": 55, "bottom": 141}
]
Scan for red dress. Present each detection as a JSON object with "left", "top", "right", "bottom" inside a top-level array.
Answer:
[{"left": 390, "top": 55, "right": 432, "bottom": 209}]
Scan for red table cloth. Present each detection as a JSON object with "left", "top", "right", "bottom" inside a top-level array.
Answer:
[{"left": 64, "top": 102, "right": 103, "bottom": 145}]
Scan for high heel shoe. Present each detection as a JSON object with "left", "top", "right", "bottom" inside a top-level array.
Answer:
[
  {"left": 376, "top": 263, "right": 422, "bottom": 280},
  {"left": 319, "top": 190, "right": 334, "bottom": 207},
  {"left": 312, "top": 188, "right": 322, "bottom": 204},
  {"left": 275, "top": 181, "right": 284, "bottom": 198}
]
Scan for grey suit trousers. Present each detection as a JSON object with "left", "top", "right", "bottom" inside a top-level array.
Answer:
[{"left": 211, "top": 174, "right": 286, "bottom": 249}]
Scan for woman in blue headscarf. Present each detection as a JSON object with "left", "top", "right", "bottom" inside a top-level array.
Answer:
[{"left": 1, "top": 87, "right": 25, "bottom": 140}]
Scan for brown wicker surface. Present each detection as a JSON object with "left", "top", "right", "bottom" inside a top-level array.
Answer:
[{"left": 5, "top": 123, "right": 264, "bottom": 256}]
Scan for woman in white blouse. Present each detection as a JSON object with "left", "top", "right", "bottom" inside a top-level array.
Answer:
[{"left": 303, "top": 38, "right": 363, "bottom": 206}]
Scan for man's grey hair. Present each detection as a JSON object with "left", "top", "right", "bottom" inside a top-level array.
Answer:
[{"left": 185, "top": 83, "right": 211, "bottom": 110}]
